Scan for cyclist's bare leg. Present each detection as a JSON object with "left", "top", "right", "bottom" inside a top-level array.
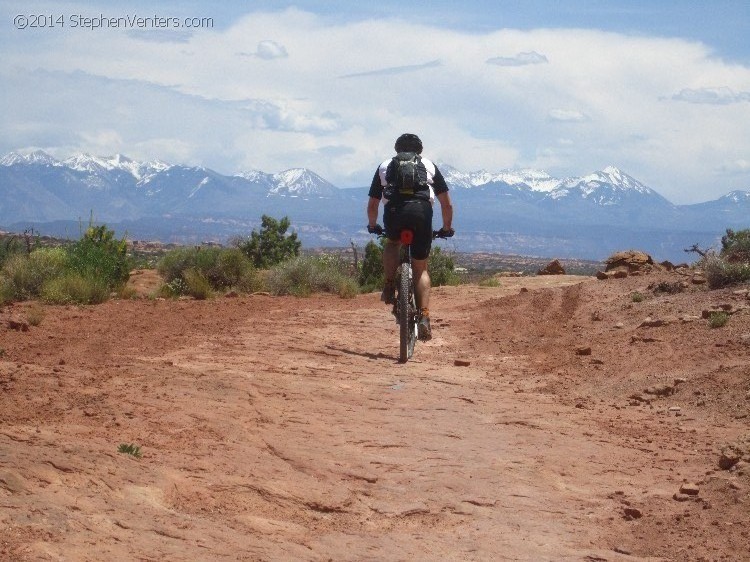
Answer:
[
  {"left": 383, "top": 239, "right": 400, "bottom": 283},
  {"left": 412, "top": 258, "right": 430, "bottom": 311}
]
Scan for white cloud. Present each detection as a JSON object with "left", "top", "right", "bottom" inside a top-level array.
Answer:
[
  {"left": 2, "top": 7, "right": 750, "bottom": 203},
  {"left": 254, "top": 40, "right": 289, "bottom": 60},
  {"left": 486, "top": 51, "right": 548, "bottom": 66},
  {"left": 547, "top": 109, "right": 590, "bottom": 122},
  {"left": 671, "top": 87, "right": 750, "bottom": 105}
]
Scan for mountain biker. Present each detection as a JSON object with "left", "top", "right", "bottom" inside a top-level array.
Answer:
[{"left": 367, "top": 133, "right": 454, "bottom": 341}]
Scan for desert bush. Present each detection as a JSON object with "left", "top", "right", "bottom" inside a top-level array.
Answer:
[
  {"left": 359, "top": 240, "right": 385, "bottom": 292},
  {"left": 0, "top": 235, "right": 24, "bottom": 268},
  {"left": 358, "top": 241, "right": 460, "bottom": 291},
  {"left": 721, "top": 228, "right": 750, "bottom": 263},
  {"left": 479, "top": 277, "right": 501, "bottom": 288},
  {"left": 117, "top": 443, "right": 142, "bottom": 459},
  {"left": 631, "top": 291, "right": 645, "bottom": 302},
  {"left": 709, "top": 311, "right": 730, "bottom": 328},
  {"left": 2, "top": 247, "right": 69, "bottom": 300},
  {"left": 67, "top": 224, "right": 129, "bottom": 290},
  {"left": 0, "top": 276, "right": 13, "bottom": 305},
  {"left": 429, "top": 247, "right": 461, "bottom": 287},
  {"left": 26, "top": 304, "right": 46, "bottom": 326},
  {"left": 41, "top": 273, "right": 109, "bottom": 305},
  {"left": 183, "top": 268, "right": 212, "bottom": 300},
  {"left": 266, "top": 256, "right": 358, "bottom": 298},
  {"left": 236, "top": 215, "right": 301, "bottom": 269},
  {"left": 157, "top": 246, "right": 260, "bottom": 295},
  {"left": 702, "top": 253, "right": 750, "bottom": 289}
]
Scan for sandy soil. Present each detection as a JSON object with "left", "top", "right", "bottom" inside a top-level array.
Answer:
[{"left": 1, "top": 270, "right": 749, "bottom": 561}]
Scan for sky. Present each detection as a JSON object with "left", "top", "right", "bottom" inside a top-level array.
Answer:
[{"left": 1, "top": 0, "right": 749, "bottom": 204}]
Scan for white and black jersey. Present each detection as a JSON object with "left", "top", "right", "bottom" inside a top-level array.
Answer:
[{"left": 368, "top": 156, "right": 449, "bottom": 204}]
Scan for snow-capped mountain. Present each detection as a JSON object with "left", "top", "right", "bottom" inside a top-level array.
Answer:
[
  {"left": 546, "top": 166, "right": 673, "bottom": 207},
  {"left": 1, "top": 149, "right": 748, "bottom": 260},
  {"left": 440, "top": 163, "right": 559, "bottom": 192},
  {"left": 269, "top": 168, "right": 338, "bottom": 197}
]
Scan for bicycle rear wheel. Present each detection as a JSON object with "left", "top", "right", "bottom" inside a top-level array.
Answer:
[{"left": 398, "top": 262, "right": 417, "bottom": 362}]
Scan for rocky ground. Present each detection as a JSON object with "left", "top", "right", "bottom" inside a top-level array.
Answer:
[{"left": 1, "top": 267, "right": 749, "bottom": 561}]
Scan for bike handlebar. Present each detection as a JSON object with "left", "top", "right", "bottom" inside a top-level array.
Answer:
[{"left": 367, "top": 225, "right": 454, "bottom": 239}]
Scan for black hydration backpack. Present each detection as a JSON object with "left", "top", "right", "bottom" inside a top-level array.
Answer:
[{"left": 384, "top": 152, "right": 430, "bottom": 202}]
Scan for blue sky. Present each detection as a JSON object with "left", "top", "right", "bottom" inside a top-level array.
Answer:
[{"left": 2, "top": 0, "right": 749, "bottom": 203}]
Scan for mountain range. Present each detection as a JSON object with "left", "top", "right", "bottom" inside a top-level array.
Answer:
[{"left": 1, "top": 150, "right": 748, "bottom": 261}]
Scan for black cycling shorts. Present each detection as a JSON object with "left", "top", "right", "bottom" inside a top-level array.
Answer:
[{"left": 383, "top": 199, "right": 433, "bottom": 260}]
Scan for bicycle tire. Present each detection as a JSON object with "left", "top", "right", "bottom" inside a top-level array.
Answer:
[{"left": 398, "top": 262, "right": 416, "bottom": 362}]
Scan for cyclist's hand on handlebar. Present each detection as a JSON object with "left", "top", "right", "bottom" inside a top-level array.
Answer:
[
  {"left": 367, "top": 224, "right": 384, "bottom": 235},
  {"left": 437, "top": 227, "right": 455, "bottom": 238}
]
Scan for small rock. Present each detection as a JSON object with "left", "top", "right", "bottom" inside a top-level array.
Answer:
[
  {"left": 614, "top": 322, "right": 625, "bottom": 329},
  {"left": 668, "top": 406, "right": 682, "bottom": 413},
  {"left": 613, "top": 270, "right": 628, "bottom": 279},
  {"left": 673, "top": 377, "right": 688, "bottom": 385},
  {"left": 692, "top": 275, "right": 707, "bottom": 285},
  {"left": 596, "top": 271, "right": 610, "bottom": 280},
  {"left": 673, "top": 493, "right": 692, "bottom": 502},
  {"left": 575, "top": 346, "right": 592, "bottom": 356},
  {"left": 7, "top": 319, "right": 29, "bottom": 332},
  {"left": 679, "top": 484, "right": 700, "bottom": 496},
  {"left": 639, "top": 316, "right": 677, "bottom": 328},
  {"left": 537, "top": 259, "right": 566, "bottom": 275},
  {"left": 614, "top": 546, "right": 633, "bottom": 555},
  {"left": 454, "top": 359, "right": 471, "bottom": 367},
  {"left": 590, "top": 311, "right": 603, "bottom": 321},
  {"left": 644, "top": 384, "right": 675, "bottom": 397},
  {"left": 623, "top": 507, "right": 642, "bottom": 520},
  {"left": 519, "top": 287, "right": 529, "bottom": 293},
  {"left": 719, "top": 444, "right": 744, "bottom": 470},
  {"left": 224, "top": 291, "right": 239, "bottom": 298}
]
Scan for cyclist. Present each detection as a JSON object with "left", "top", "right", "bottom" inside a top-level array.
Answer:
[{"left": 367, "top": 133, "right": 454, "bottom": 340}]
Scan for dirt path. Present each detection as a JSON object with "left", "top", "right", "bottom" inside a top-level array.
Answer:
[{"left": 1, "top": 274, "right": 749, "bottom": 560}]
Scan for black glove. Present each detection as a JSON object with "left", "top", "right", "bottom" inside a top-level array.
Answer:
[
  {"left": 438, "top": 227, "right": 455, "bottom": 238},
  {"left": 367, "top": 224, "right": 384, "bottom": 235}
]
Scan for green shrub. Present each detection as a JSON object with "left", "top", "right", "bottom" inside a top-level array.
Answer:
[
  {"left": 479, "top": 277, "right": 501, "bottom": 287},
  {"left": 429, "top": 247, "right": 460, "bottom": 287},
  {"left": 41, "top": 273, "right": 109, "bottom": 305},
  {"left": 183, "top": 268, "right": 212, "bottom": 300},
  {"left": 709, "top": 311, "right": 729, "bottom": 328},
  {"left": 26, "top": 304, "right": 45, "bottom": 326},
  {"left": 0, "top": 276, "right": 13, "bottom": 305},
  {"left": 0, "top": 236, "right": 24, "bottom": 269},
  {"left": 721, "top": 228, "right": 750, "bottom": 263},
  {"left": 266, "top": 256, "right": 359, "bottom": 298},
  {"left": 2, "top": 248, "right": 69, "bottom": 300},
  {"left": 67, "top": 224, "right": 129, "bottom": 290},
  {"left": 703, "top": 254, "right": 750, "bottom": 289},
  {"left": 236, "top": 215, "right": 301, "bottom": 269},
  {"left": 359, "top": 240, "right": 385, "bottom": 292},
  {"left": 158, "top": 246, "right": 260, "bottom": 294},
  {"left": 631, "top": 291, "right": 645, "bottom": 302}
]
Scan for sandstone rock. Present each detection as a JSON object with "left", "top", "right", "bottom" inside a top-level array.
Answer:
[
  {"left": 639, "top": 317, "right": 676, "bottom": 328},
  {"left": 623, "top": 507, "right": 642, "bottom": 520},
  {"left": 605, "top": 250, "right": 656, "bottom": 273},
  {"left": 7, "top": 318, "right": 29, "bottom": 332},
  {"left": 644, "top": 384, "right": 675, "bottom": 397},
  {"left": 596, "top": 271, "right": 610, "bottom": 280},
  {"left": 679, "top": 483, "right": 700, "bottom": 496},
  {"left": 613, "top": 270, "right": 628, "bottom": 279},
  {"left": 575, "top": 346, "right": 592, "bottom": 356},
  {"left": 454, "top": 359, "right": 471, "bottom": 367},
  {"left": 537, "top": 259, "right": 565, "bottom": 275}
]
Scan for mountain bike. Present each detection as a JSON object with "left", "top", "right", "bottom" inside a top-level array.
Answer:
[{"left": 373, "top": 227, "right": 452, "bottom": 363}]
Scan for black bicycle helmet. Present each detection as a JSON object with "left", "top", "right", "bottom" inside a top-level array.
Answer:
[{"left": 394, "top": 133, "right": 423, "bottom": 154}]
